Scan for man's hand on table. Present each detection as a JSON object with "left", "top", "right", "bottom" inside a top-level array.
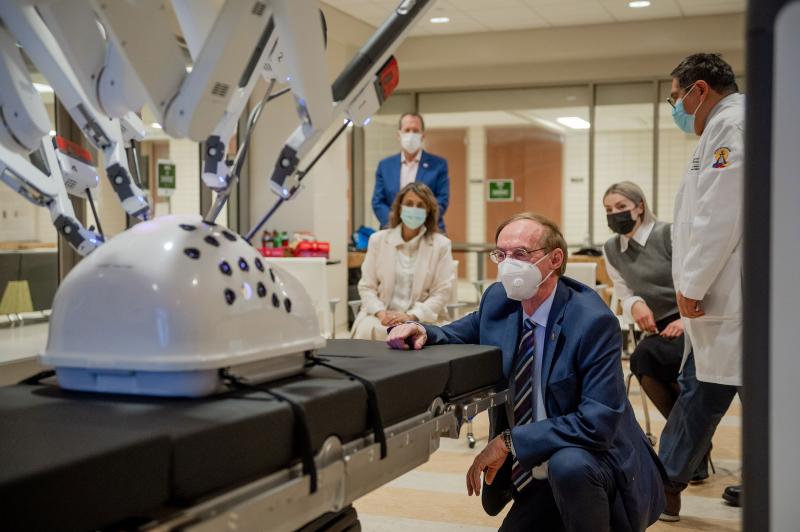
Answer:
[
  {"left": 377, "top": 310, "right": 417, "bottom": 327},
  {"left": 386, "top": 322, "right": 427, "bottom": 350},
  {"left": 466, "top": 435, "right": 509, "bottom": 497}
]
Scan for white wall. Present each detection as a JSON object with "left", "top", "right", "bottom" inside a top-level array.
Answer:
[
  {"left": 657, "top": 127, "right": 697, "bottom": 219},
  {"left": 466, "top": 126, "right": 487, "bottom": 280},
  {"left": 593, "top": 129, "right": 654, "bottom": 243},
  {"left": 362, "top": 119, "right": 399, "bottom": 230},
  {"left": 562, "top": 131, "right": 589, "bottom": 246},
  {"left": 0, "top": 193, "right": 40, "bottom": 243}
]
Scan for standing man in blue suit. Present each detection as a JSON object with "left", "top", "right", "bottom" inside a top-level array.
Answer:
[
  {"left": 372, "top": 112, "right": 450, "bottom": 232},
  {"left": 387, "top": 213, "right": 666, "bottom": 532}
]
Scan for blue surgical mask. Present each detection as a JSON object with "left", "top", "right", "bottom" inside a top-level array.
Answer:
[
  {"left": 671, "top": 84, "right": 699, "bottom": 134},
  {"left": 400, "top": 206, "right": 427, "bottom": 230}
]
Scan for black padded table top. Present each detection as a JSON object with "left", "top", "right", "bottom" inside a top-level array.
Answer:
[
  {"left": 0, "top": 341, "right": 501, "bottom": 531},
  {"left": 318, "top": 339, "right": 504, "bottom": 398}
]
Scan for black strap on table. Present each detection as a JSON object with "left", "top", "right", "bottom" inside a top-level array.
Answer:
[
  {"left": 308, "top": 357, "right": 387, "bottom": 460},
  {"left": 221, "top": 370, "right": 319, "bottom": 494},
  {"left": 18, "top": 369, "right": 56, "bottom": 385}
]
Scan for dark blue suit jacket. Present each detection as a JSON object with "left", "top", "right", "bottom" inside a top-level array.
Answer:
[
  {"left": 372, "top": 151, "right": 449, "bottom": 231},
  {"left": 423, "top": 278, "right": 666, "bottom": 531}
]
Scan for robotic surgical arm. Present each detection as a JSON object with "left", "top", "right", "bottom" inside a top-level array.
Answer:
[
  {"left": 0, "top": 2, "right": 151, "bottom": 221},
  {"left": 0, "top": 25, "right": 101, "bottom": 255},
  {"left": 45, "top": 0, "right": 430, "bottom": 228},
  {"left": 268, "top": 0, "right": 431, "bottom": 201},
  {"left": 87, "top": 0, "right": 331, "bottom": 223}
]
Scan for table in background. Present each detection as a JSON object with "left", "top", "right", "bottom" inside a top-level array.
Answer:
[
  {"left": 451, "top": 242, "right": 495, "bottom": 284},
  {"left": 0, "top": 322, "right": 47, "bottom": 385}
]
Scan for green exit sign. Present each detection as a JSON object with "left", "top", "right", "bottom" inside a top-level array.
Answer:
[
  {"left": 487, "top": 179, "right": 514, "bottom": 201},
  {"left": 157, "top": 159, "right": 176, "bottom": 197}
]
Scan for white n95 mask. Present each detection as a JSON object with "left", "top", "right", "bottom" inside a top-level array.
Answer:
[
  {"left": 400, "top": 132, "right": 422, "bottom": 153},
  {"left": 498, "top": 254, "right": 553, "bottom": 301}
]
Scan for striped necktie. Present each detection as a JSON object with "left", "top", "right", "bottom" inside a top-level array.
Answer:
[{"left": 511, "top": 318, "right": 536, "bottom": 492}]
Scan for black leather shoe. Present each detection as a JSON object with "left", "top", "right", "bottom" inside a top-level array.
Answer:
[{"left": 722, "top": 484, "right": 742, "bottom": 507}]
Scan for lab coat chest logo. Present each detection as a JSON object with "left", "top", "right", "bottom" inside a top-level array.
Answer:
[{"left": 712, "top": 147, "right": 731, "bottom": 168}]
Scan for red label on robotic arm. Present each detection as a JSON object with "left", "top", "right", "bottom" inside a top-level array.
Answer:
[
  {"left": 54, "top": 136, "right": 93, "bottom": 166},
  {"left": 375, "top": 56, "right": 399, "bottom": 103}
]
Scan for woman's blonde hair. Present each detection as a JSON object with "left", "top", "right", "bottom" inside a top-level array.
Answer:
[
  {"left": 603, "top": 181, "right": 656, "bottom": 224},
  {"left": 388, "top": 182, "right": 439, "bottom": 235}
]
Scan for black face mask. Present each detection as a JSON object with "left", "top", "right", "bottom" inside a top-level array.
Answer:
[{"left": 607, "top": 210, "right": 637, "bottom": 235}]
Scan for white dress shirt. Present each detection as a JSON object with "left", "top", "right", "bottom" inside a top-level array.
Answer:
[
  {"left": 388, "top": 227, "right": 426, "bottom": 313},
  {"left": 399, "top": 150, "right": 422, "bottom": 189},
  {"left": 603, "top": 220, "right": 662, "bottom": 321}
]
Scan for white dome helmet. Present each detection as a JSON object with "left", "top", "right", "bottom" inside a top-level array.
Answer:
[{"left": 42, "top": 214, "right": 324, "bottom": 396}]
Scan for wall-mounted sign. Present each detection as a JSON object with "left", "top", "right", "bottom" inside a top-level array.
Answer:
[
  {"left": 487, "top": 179, "right": 514, "bottom": 201},
  {"left": 157, "top": 159, "right": 176, "bottom": 197}
]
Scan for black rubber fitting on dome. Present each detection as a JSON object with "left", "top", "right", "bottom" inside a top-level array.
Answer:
[{"left": 224, "top": 288, "right": 236, "bottom": 305}]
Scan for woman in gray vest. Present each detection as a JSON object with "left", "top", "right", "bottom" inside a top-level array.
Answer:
[{"left": 602, "top": 181, "right": 708, "bottom": 480}]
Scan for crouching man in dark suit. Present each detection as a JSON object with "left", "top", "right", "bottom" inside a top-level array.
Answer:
[{"left": 387, "top": 213, "right": 666, "bottom": 532}]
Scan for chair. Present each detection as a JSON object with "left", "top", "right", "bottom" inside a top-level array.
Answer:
[
  {"left": 617, "top": 313, "right": 656, "bottom": 446},
  {"left": 564, "top": 262, "right": 597, "bottom": 287},
  {"left": 263, "top": 257, "right": 336, "bottom": 338}
]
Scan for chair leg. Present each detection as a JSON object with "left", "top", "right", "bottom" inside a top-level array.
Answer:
[
  {"left": 639, "top": 379, "right": 656, "bottom": 446},
  {"left": 466, "top": 417, "right": 476, "bottom": 449},
  {"left": 626, "top": 372, "right": 656, "bottom": 446},
  {"left": 328, "top": 298, "right": 341, "bottom": 339}
]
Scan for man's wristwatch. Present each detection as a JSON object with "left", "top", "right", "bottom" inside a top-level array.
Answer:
[{"left": 502, "top": 429, "right": 512, "bottom": 453}]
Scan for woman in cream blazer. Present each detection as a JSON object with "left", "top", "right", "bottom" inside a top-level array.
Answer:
[{"left": 351, "top": 182, "right": 454, "bottom": 340}]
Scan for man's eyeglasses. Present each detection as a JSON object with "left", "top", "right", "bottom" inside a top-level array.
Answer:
[
  {"left": 667, "top": 83, "right": 696, "bottom": 109},
  {"left": 489, "top": 247, "right": 547, "bottom": 263}
]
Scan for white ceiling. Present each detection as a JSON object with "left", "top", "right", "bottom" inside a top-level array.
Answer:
[
  {"left": 373, "top": 103, "right": 682, "bottom": 133},
  {"left": 323, "top": 0, "right": 745, "bottom": 35}
]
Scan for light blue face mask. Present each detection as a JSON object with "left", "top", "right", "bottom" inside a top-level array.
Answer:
[
  {"left": 400, "top": 206, "right": 427, "bottom": 230},
  {"left": 671, "top": 83, "right": 699, "bottom": 134}
]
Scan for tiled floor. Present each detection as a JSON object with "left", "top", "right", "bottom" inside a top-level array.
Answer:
[{"left": 354, "top": 363, "right": 742, "bottom": 531}]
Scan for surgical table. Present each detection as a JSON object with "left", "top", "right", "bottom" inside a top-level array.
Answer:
[{"left": 0, "top": 340, "right": 507, "bottom": 531}]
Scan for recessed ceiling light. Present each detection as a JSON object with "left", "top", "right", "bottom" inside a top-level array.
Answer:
[
  {"left": 556, "top": 117, "right": 591, "bottom": 130},
  {"left": 33, "top": 82, "right": 53, "bottom": 93},
  {"left": 430, "top": 16, "right": 450, "bottom": 24},
  {"left": 628, "top": 1, "right": 651, "bottom": 8},
  {"left": 150, "top": 122, "right": 163, "bottom": 129}
]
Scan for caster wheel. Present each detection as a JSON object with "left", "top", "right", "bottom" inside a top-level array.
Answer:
[{"left": 467, "top": 433, "right": 476, "bottom": 449}]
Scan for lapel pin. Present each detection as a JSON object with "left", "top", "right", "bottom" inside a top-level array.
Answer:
[
  {"left": 550, "top": 333, "right": 556, "bottom": 341},
  {"left": 422, "top": 162, "right": 429, "bottom": 168}
]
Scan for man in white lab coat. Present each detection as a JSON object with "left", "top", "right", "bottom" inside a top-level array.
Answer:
[{"left": 658, "top": 53, "right": 744, "bottom": 521}]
